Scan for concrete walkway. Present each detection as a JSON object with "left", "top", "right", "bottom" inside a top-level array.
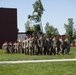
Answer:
[{"left": 0, "top": 58, "right": 76, "bottom": 64}]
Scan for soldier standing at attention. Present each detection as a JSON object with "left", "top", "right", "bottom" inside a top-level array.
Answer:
[
  {"left": 24, "top": 37, "right": 27, "bottom": 55},
  {"left": 39, "top": 34, "right": 44, "bottom": 55},
  {"left": 62, "top": 35, "right": 66, "bottom": 55},
  {"left": 49, "top": 36, "right": 53, "bottom": 55},
  {"left": 7, "top": 42, "right": 12, "bottom": 53},
  {"left": 65, "top": 36, "right": 71, "bottom": 55},
  {"left": 29, "top": 35, "right": 33, "bottom": 55},
  {"left": 46, "top": 36, "right": 50, "bottom": 55},
  {"left": 43, "top": 35, "right": 47, "bottom": 55},
  {"left": 55, "top": 36, "right": 61, "bottom": 55},
  {"left": 26, "top": 35, "right": 30, "bottom": 55},
  {"left": 12, "top": 41, "right": 17, "bottom": 53},
  {"left": 2, "top": 41, "right": 8, "bottom": 53},
  {"left": 22, "top": 39, "right": 26, "bottom": 54},
  {"left": 52, "top": 36, "right": 57, "bottom": 55}
]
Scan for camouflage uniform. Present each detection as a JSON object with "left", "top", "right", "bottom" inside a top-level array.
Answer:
[
  {"left": 32, "top": 36, "right": 38, "bottom": 55},
  {"left": 43, "top": 36, "right": 47, "bottom": 55},
  {"left": 62, "top": 38, "right": 66, "bottom": 55},
  {"left": 7, "top": 42, "right": 12, "bottom": 53},
  {"left": 26, "top": 36, "right": 30, "bottom": 55},
  {"left": 22, "top": 40, "right": 26, "bottom": 54},
  {"left": 24, "top": 38, "right": 27, "bottom": 55},
  {"left": 65, "top": 38, "right": 70, "bottom": 54},
  {"left": 2, "top": 42, "right": 8, "bottom": 53},
  {"left": 29, "top": 36, "right": 34, "bottom": 55},
  {"left": 39, "top": 35, "right": 44, "bottom": 55},
  {"left": 46, "top": 37, "right": 50, "bottom": 55},
  {"left": 18, "top": 42, "right": 22, "bottom": 53},
  {"left": 56, "top": 37, "right": 61, "bottom": 54},
  {"left": 52, "top": 37, "right": 57, "bottom": 55},
  {"left": 12, "top": 42, "right": 17, "bottom": 53}
]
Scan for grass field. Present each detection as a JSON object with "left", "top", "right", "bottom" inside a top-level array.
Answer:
[
  {"left": 0, "top": 47, "right": 76, "bottom": 61},
  {"left": 0, "top": 47, "right": 76, "bottom": 75},
  {"left": 0, "top": 61, "right": 76, "bottom": 75}
]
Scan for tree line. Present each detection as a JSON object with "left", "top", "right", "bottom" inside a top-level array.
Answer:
[{"left": 25, "top": 0, "right": 76, "bottom": 40}]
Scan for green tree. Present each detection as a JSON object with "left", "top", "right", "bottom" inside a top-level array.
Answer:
[
  {"left": 25, "top": 20, "right": 34, "bottom": 35},
  {"left": 45, "top": 22, "right": 59, "bottom": 36},
  {"left": 33, "top": 24, "right": 41, "bottom": 33},
  {"left": 28, "top": 0, "right": 44, "bottom": 33},
  {"left": 64, "top": 18, "right": 74, "bottom": 39}
]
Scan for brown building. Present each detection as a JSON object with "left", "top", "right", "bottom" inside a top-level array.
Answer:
[{"left": 0, "top": 8, "right": 18, "bottom": 48}]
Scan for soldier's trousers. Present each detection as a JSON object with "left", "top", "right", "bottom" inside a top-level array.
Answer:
[{"left": 62, "top": 46, "right": 66, "bottom": 54}]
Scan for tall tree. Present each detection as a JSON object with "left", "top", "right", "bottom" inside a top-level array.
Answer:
[
  {"left": 33, "top": 24, "right": 41, "bottom": 33},
  {"left": 64, "top": 18, "right": 74, "bottom": 39},
  {"left": 28, "top": 0, "right": 44, "bottom": 33},
  {"left": 45, "top": 22, "right": 59, "bottom": 36},
  {"left": 25, "top": 20, "right": 34, "bottom": 35}
]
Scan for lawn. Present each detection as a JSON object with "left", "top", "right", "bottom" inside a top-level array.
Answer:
[
  {"left": 0, "top": 61, "right": 76, "bottom": 75},
  {"left": 0, "top": 47, "right": 76, "bottom": 75},
  {"left": 0, "top": 47, "right": 76, "bottom": 61}
]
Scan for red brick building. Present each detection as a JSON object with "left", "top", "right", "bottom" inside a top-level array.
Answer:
[{"left": 0, "top": 8, "right": 18, "bottom": 48}]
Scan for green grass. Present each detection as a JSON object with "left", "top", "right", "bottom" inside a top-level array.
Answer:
[
  {"left": 0, "top": 61, "right": 76, "bottom": 75},
  {"left": 0, "top": 47, "right": 76, "bottom": 75},
  {"left": 0, "top": 47, "right": 76, "bottom": 61}
]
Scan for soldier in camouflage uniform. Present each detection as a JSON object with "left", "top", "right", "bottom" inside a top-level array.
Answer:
[
  {"left": 52, "top": 36, "right": 57, "bottom": 55},
  {"left": 39, "top": 34, "right": 44, "bottom": 55},
  {"left": 29, "top": 35, "right": 33, "bottom": 55},
  {"left": 49, "top": 36, "right": 53, "bottom": 55},
  {"left": 12, "top": 42, "right": 17, "bottom": 53},
  {"left": 2, "top": 42, "right": 8, "bottom": 53},
  {"left": 43, "top": 35, "right": 47, "bottom": 55},
  {"left": 17, "top": 39, "right": 22, "bottom": 53},
  {"left": 46, "top": 36, "right": 50, "bottom": 55},
  {"left": 61, "top": 36, "right": 67, "bottom": 55},
  {"left": 55, "top": 36, "right": 61, "bottom": 54},
  {"left": 23, "top": 37, "right": 27, "bottom": 55},
  {"left": 32, "top": 35, "right": 38, "bottom": 55},
  {"left": 65, "top": 36, "right": 71, "bottom": 55},
  {"left": 22, "top": 39, "right": 26, "bottom": 54},
  {"left": 25, "top": 36, "right": 30, "bottom": 55},
  {"left": 46, "top": 36, "right": 53, "bottom": 55},
  {"left": 7, "top": 42, "right": 12, "bottom": 53}
]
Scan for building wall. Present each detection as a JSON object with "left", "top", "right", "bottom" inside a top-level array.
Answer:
[{"left": 0, "top": 8, "right": 18, "bottom": 48}]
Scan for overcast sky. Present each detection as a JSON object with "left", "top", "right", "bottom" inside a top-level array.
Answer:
[{"left": 0, "top": 0, "right": 76, "bottom": 35}]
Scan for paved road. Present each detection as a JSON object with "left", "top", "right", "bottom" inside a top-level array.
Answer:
[{"left": 0, "top": 58, "right": 76, "bottom": 64}]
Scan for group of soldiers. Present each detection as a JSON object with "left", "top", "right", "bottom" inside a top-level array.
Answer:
[{"left": 2, "top": 34, "right": 71, "bottom": 55}]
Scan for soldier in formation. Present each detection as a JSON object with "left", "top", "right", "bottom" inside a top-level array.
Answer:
[{"left": 2, "top": 34, "right": 71, "bottom": 55}]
